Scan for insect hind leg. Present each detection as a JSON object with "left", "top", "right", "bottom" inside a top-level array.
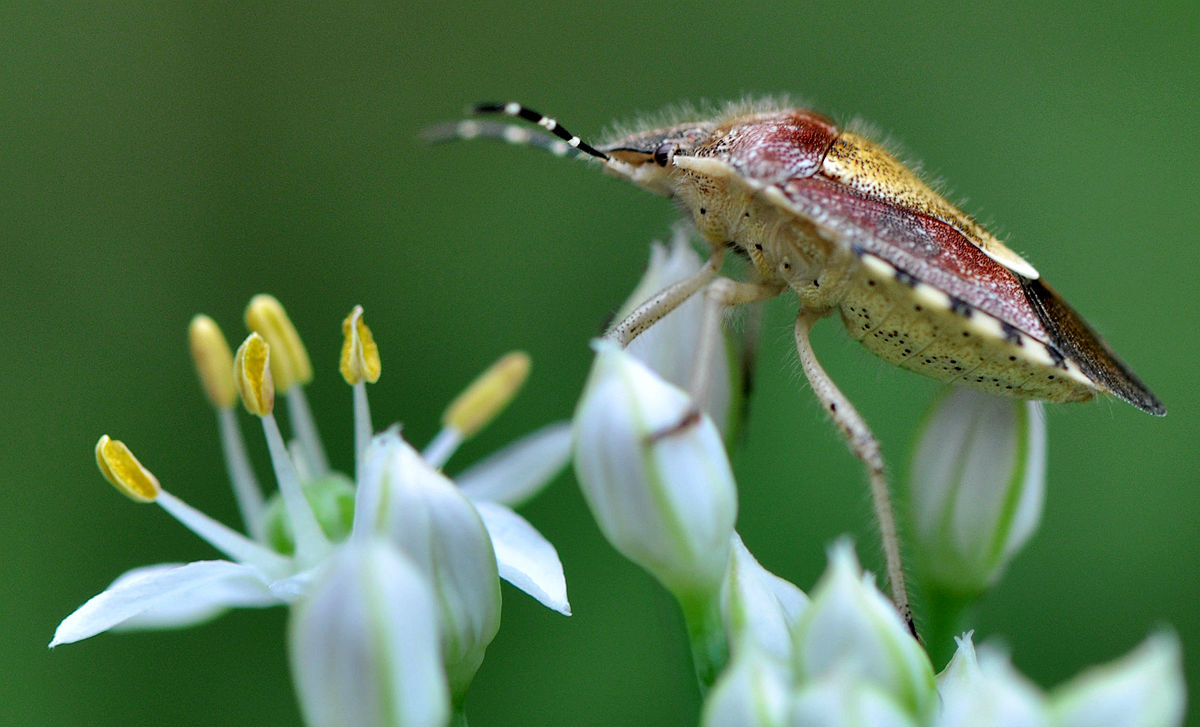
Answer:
[{"left": 793, "top": 309, "right": 917, "bottom": 638}]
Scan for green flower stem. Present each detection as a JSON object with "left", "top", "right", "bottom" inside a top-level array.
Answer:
[
  {"left": 679, "top": 590, "right": 729, "bottom": 693},
  {"left": 450, "top": 708, "right": 469, "bottom": 727}
]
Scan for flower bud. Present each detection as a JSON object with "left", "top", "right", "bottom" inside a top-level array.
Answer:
[
  {"left": 935, "top": 633, "right": 1049, "bottom": 727},
  {"left": 700, "top": 643, "right": 790, "bottom": 727},
  {"left": 908, "top": 387, "right": 1046, "bottom": 595},
  {"left": 1050, "top": 631, "right": 1184, "bottom": 727},
  {"left": 721, "top": 534, "right": 808, "bottom": 664},
  {"left": 792, "top": 541, "right": 936, "bottom": 720},
  {"left": 790, "top": 672, "right": 919, "bottom": 727},
  {"left": 573, "top": 341, "right": 736, "bottom": 600},
  {"left": 616, "top": 226, "right": 734, "bottom": 434},
  {"left": 360, "top": 431, "right": 501, "bottom": 701},
  {"left": 289, "top": 539, "right": 449, "bottom": 727}
]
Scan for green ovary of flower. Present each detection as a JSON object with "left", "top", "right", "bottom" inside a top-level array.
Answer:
[{"left": 263, "top": 473, "right": 357, "bottom": 555}]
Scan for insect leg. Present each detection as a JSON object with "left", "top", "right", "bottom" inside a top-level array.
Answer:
[
  {"left": 605, "top": 247, "right": 726, "bottom": 347},
  {"left": 793, "top": 309, "right": 916, "bottom": 638},
  {"left": 689, "top": 277, "right": 785, "bottom": 412}
]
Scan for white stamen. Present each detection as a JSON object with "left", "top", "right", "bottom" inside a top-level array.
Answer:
[
  {"left": 422, "top": 427, "right": 463, "bottom": 470},
  {"left": 262, "top": 413, "right": 330, "bottom": 566},
  {"left": 216, "top": 407, "right": 266, "bottom": 542},
  {"left": 156, "top": 491, "right": 291, "bottom": 575}
]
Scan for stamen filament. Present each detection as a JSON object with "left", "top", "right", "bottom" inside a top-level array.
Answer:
[
  {"left": 350, "top": 427, "right": 391, "bottom": 544},
  {"left": 262, "top": 413, "right": 330, "bottom": 566},
  {"left": 155, "top": 491, "right": 291, "bottom": 575},
  {"left": 353, "top": 382, "right": 372, "bottom": 477},
  {"left": 216, "top": 407, "right": 266, "bottom": 542},
  {"left": 422, "top": 427, "right": 463, "bottom": 470},
  {"left": 286, "top": 387, "right": 329, "bottom": 477}
]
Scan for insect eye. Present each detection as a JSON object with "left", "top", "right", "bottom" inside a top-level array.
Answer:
[{"left": 652, "top": 142, "right": 674, "bottom": 167}]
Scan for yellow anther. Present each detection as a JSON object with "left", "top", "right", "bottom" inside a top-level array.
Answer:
[
  {"left": 95, "top": 435, "right": 161, "bottom": 503},
  {"left": 442, "top": 351, "right": 531, "bottom": 438},
  {"left": 340, "top": 305, "right": 381, "bottom": 385},
  {"left": 245, "top": 294, "right": 312, "bottom": 391},
  {"left": 188, "top": 314, "right": 237, "bottom": 409},
  {"left": 234, "top": 333, "right": 275, "bottom": 417}
]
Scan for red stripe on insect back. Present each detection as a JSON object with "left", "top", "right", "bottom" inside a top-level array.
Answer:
[
  {"left": 783, "top": 176, "right": 1049, "bottom": 340},
  {"left": 707, "top": 111, "right": 839, "bottom": 185}
]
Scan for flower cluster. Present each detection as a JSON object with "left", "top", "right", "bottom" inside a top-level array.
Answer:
[
  {"left": 54, "top": 296, "right": 571, "bottom": 726},
  {"left": 53, "top": 228, "right": 1187, "bottom": 726},
  {"left": 571, "top": 228, "right": 1186, "bottom": 726}
]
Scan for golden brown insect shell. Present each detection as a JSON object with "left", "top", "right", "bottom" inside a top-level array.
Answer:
[
  {"left": 667, "top": 121, "right": 1097, "bottom": 404},
  {"left": 822, "top": 132, "right": 1039, "bottom": 279},
  {"left": 577, "top": 102, "right": 1160, "bottom": 413}
]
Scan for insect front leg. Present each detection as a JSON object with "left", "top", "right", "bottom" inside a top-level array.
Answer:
[
  {"left": 605, "top": 247, "right": 726, "bottom": 347},
  {"left": 793, "top": 309, "right": 916, "bottom": 638}
]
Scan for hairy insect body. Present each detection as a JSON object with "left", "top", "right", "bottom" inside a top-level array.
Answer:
[{"left": 665, "top": 110, "right": 1097, "bottom": 404}]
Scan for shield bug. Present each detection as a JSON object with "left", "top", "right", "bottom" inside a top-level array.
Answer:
[{"left": 431, "top": 99, "right": 1164, "bottom": 633}]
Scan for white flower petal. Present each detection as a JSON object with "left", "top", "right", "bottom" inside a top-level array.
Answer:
[
  {"left": 51, "top": 560, "right": 273, "bottom": 647},
  {"left": 290, "top": 540, "right": 449, "bottom": 727},
  {"left": 457, "top": 422, "right": 572, "bottom": 507},
  {"left": 790, "top": 672, "right": 919, "bottom": 727},
  {"left": 474, "top": 500, "right": 570, "bottom": 615},
  {"left": 268, "top": 567, "right": 319, "bottom": 602},
  {"left": 618, "top": 228, "right": 733, "bottom": 434},
  {"left": 909, "top": 388, "right": 1046, "bottom": 593},
  {"left": 573, "top": 342, "right": 736, "bottom": 599},
  {"left": 367, "top": 432, "right": 501, "bottom": 699},
  {"left": 793, "top": 541, "right": 936, "bottom": 720},
  {"left": 722, "top": 533, "right": 808, "bottom": 663},
  {"left": 701, "top": 643, "right": 791, "bottom": 727},
  {"left": 111, "top": 562, "right": 280, "bottom": 630},
  {"left": 1051, "top": 632, "right": 1185, "bottom": 727},
  {"left": 935, "top": 634, "right": 1049, "bottom": 727}
]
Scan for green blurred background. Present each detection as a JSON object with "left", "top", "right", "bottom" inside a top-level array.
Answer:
[{"left": 3, "top": 2, "right": 1196, "bottom": 724}]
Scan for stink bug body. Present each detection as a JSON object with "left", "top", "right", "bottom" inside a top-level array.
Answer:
[{"left": 434, "top": 99, "right": 1164, "bottom": 632}]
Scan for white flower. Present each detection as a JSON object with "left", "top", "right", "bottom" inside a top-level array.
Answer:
[
  {"left": 935, "top": 633, "right": 1049, "bottom": 727},
  {"left": 50, "top": 435, "right": 313, "bottom": 647},
  {"left": 364, "top": 429, "right": 500, "bottom": 700},
  {"left": 701, "top": 642, "right": 791, "bottom": 727},
  {"left": 908, "top": 387, "right": 1046, "bottom": 594},
  {"left": 615, "top": 224, "right": 735, "bottom": 434},
  {"left": 290, "top": 539, "right": 449, "bottom": 727},
  {"left": 573, "top": 340, "right": 737, "bottom": 601},
  {"left": 1050, "top": 631, "right": 1185, "bottom": 727},
  {"left": 721, "top": 533, "right": 809, "bottom": 665},
  {"left": 789, "top": 671, "right": 919, "bottom": 727},
  {"left": 53, "top": 302, "right": 573, "bottom": 727},
  {"left": 54, "top": 306, "right": 570, "bottom": 645},
  {"left": 792, "top": 541, "right": 936, "bottom": 721},
  {"left": 452, "top": 422, "right": 572, "bottom": 615}
]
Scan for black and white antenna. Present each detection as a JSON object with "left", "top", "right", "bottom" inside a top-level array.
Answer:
[
  {"left": 422, "top": 102, "right": 610, "bottom": 161},
  {"left": 471, "top": 102, "right": 610, "bottom": 161}
]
